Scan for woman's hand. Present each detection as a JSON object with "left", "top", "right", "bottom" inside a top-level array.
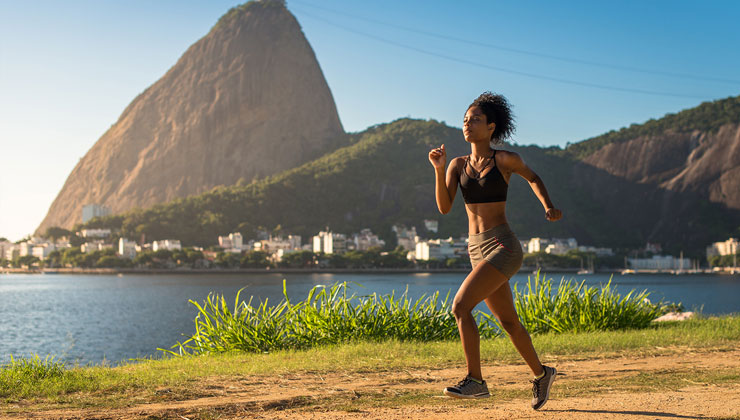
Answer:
[
  {"left": 545, "top": 208, "right": 562, "bottom": 222},
  {"left": 428, "top": 144, "right": 447, "bottom": 169}
]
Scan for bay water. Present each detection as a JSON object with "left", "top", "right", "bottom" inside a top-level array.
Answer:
[{"left": 1, "top": 271, "right": 738, "bottom": 365}]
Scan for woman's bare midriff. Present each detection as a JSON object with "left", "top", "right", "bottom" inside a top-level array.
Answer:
[{"left": 465, "top": 201, "right": 508, "bottom": 234}]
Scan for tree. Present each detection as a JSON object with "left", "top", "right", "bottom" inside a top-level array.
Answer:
[
  {"left": 44, "top": 227, "right": 72, "bottom": 241},
  {"left": 241, "top": 251, "right": 271, "bottom": 268}
]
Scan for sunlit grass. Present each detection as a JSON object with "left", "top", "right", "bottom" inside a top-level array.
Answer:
[
  {"left": 1, "top": 316, "right": 738, "bottom": 406},
  {"left": 165, "top": 271, "right": 672, "bottom": 355}
]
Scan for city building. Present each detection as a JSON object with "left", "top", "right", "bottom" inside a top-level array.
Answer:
[
  {"left": 218, "top": 235, "right": 233, "bottom": 249},
  {"left": 577, "top": 245, "right": 614, "bottom": 256},
  {"left": 627, "top": 255, "right": 690, "bottom": 270},
  {"left": 80, "top": 228, "right": 111, "bottom": 238},
  {"left": 526, "top": 238, "right": 549, "bottom": 253},
  {"left": 414, "top": 237, "right": 467, "bottom": 261},
  {"left": 152, "top": 240, "right": 181, "bottom": 252},
  {"left": 706, "top": 238, "right": 739, "bottom": 258},
  {"left": 392, "top": 224, "right": 417, "bottom": 251},
  {"left": 351, "top": 229, "right": 385, "bottom": 251},
  {"left": 118, "top": 238, "right": 137, "bottom": 259},
  {"left": 424, "top": 219, "right": 439, "bottom": 233},
  {"left": 82, "top": 204, "right": 111, "bottom": 223},
  {"left": 544, "top": 238, "right": 578, "bottom": 255},
  {"left": 0, "top": 240, "right": 14, "bottom": 261},
  {"left": 312, "top": 230, "right": 347, "bottom": 254},
  {"left": 81, "top": 241, "right": 112, "bottom": 253},
  {"left": 229, "top": 232, "right": 243, "bottom": 250},
  {"left": 3, "top": 243, "right": 19, "bottom": 261},
  {"left": 32, "top": 244, "right": 56, "bottom": 260}
]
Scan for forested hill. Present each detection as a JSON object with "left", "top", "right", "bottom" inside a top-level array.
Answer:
[
  {"left": 80, "top": 117, "right": 740, "bottom": 258},
  {"left": 565, "top": 95, "right": 740, "bottom": 158}
]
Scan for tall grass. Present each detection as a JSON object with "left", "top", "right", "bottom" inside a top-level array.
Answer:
[
  {"left": 164, "top": 272, "right": 671, "bottom": 356},
  {"left": 512, "top": 271, "right": 666, "bottom": 334},
  {"left": 0, "top": 354, "right": 67, "bottom": 396}
]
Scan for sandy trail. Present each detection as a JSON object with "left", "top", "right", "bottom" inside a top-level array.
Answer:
[{"left": 5, "top": 349, "right": 740, "bottom": 420}]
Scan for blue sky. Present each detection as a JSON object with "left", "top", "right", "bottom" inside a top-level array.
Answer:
[{"left": 1, "top": 0, "right": 739, "bottom": 242}]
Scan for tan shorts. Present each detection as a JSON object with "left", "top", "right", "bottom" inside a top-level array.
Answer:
[{"left": 467, "top": 223, "right": 524, "bottom": 279}]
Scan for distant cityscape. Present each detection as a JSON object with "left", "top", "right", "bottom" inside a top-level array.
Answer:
[{"left": 1, "top": 204, "right": 738, "bottom": 272}]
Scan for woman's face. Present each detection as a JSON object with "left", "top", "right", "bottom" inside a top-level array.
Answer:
[{"left": 463, "top": 106, "right": 495, "bottom": 143}]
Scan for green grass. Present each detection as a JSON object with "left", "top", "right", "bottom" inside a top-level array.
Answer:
[
  {"left": 2, "top": 316, "right": 739, "bottom": 407},
  {"left": 163, "top": 272, "right": 672, "bottom": 356}
]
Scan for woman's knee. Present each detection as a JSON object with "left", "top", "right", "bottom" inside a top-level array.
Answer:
[
  {"left": 451, "top": 299, "right": 473, "bottom": 319},
  {"left": 499, "top": 318, "right": 523, "bottom": 334}
]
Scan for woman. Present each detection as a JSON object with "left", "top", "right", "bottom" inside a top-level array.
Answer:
[{"left": 428, "top": 92, "right": 561, "bottom": 410}]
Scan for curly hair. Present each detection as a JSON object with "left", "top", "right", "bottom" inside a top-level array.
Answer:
[{"left": 468, "top": 92, "right": 516, "bottom": 144}]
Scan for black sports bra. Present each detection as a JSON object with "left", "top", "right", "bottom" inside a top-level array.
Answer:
[{"left": 459, "top": 150, "right": 508, "bottom": 204}]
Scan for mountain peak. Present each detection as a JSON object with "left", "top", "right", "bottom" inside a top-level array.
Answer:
[{"left": 36, "top": 1, "right": 344, "bottom": 234}]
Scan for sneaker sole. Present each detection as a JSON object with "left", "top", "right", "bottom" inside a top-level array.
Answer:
[
  {"left": 443, "top": 389, "right": 490, "bottom": 399},
  {"left": 533, "top": 367, "right": 557, "bottom": 410}
]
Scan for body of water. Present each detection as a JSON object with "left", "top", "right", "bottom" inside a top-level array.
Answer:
[{"left": 1, "top": 271, "right": 738, "bottom": 365}]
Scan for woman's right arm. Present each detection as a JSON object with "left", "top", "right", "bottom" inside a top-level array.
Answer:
[{"left": 428, "top": 144, "right": 458, "bottom": 214}]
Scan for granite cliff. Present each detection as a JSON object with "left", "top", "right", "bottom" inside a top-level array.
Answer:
[{"left": 36, "top": 0, "right": 344, "bottom": 234}]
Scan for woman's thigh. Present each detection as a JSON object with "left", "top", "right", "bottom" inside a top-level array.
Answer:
[{"left": 453, "top": 261, "right": 511, "bottom": 312}]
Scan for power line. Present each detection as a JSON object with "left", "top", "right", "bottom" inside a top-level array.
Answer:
[
  {"left": 293, "top": 8, "right": 708, "bottom": 100},
  {"left": 290, "top": 0, "right": 740, "bottom": 85}
]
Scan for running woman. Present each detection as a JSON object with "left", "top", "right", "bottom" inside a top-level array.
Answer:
[{"left": 428, "top": 92, "right": 561, "bottom": 410}]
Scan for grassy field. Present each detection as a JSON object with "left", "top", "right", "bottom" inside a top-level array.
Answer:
[{"left": 1, "top": 315, "right": 739, "bottom": 414}]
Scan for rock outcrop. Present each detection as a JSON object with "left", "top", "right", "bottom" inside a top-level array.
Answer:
[
  {"left": 583, "top": 123, "right": 740, "bottom": 210},
  {"left": 36, "top": 0, "right": 344, "bottom": 233}
]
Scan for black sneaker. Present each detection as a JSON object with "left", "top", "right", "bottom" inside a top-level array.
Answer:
[
  {"left": 531, "top": 365, "right": 557, "bottom": 410},
  {"left": 443, "top": 375, "right": 490, "bottom": 399}
]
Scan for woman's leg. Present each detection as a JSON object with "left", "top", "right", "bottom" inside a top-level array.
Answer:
[
  {"left": 451, "top": 261, "right": 510, "bottom": 380},
  {"left": 484, "top": 279, "right": 544, "bottom": 376}
]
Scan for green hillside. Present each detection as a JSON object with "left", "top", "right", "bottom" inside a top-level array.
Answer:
[
  {"left": 565, "top": 94, "right": 740, "bottom": 158},
  {"left": 81, "top": 117, "right": 738, "bottom": 258}
]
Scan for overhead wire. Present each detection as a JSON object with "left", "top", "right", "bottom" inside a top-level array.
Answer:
[
  {"left": 292, "top": 7, "right": 709, "bottom": 100},
  {"left": 290, "top": 0, "right": 740, "bottom": 85}
]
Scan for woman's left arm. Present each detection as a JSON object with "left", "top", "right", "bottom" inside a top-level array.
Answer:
[{"left": 501, "top": 151, "right": 562, "bottom": 222}]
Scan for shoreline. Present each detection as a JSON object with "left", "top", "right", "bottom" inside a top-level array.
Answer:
[{"left": 1, "top": 266, "right": 732, "bottom": 275}]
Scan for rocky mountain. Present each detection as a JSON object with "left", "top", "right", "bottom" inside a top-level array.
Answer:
[{"left": 36, "top": 0, "right": 344, "bottom": 234}]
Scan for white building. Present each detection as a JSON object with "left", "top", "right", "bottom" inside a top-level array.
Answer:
[
  {"left": 544, "top": 238, "right": 577, "bottom": 255},
  {"left": 218, "top": 235, "right": 233, "bottom": 249},
  {"left": 80, "top": 228, "right": 111, "bottom": 238},
  {"left": 627, "top": 255, "right": 691, "bottom": 270},
  {"left": 3, "top": 243, "right": 19, "bottom": 261},
  {"left": 19, "top": 242, "right": 35, "bottom": 257},
  {"left": 81, "top": 241, "right": 112, "bottom": 253},
  {"left": 152, "top": 239, "right": 181, "bottom": 251},
  {"left": 82, "top": 204, "right": 111, "bottom": 223},
  {"left": 577, "top": 245, "right": 614, "bottom": 256},
  {"left": 424, "top": 219, "right": 439, "bottom": 233},
  {"left": 706, "top": 238, "right": 738, "bottom": 258},
  {"left": 312, "top": 230, "right": 347, "bottom": 254},
  {"left": 414, "top": 237, "right": 466, "bottom": 261},
  {"left": 527, "top": 238, "right": 549, "bottom": 253},
  {"left": 352, "top": 229, "right": 385, "bottom": 251},
  {"left": 0, "top": 240, "right": 14, "bottom": 261},
  {"left": 392, "top": 224, "right": 417, "bottom": 251},
  {"left": 32, "top": 244, "right": 56, "bottom": 260},
  {"left": 118, "top": 238, "right": 137, "bottom": 259},
  {"left": 229, "top": 232, "right": 243, "bottom": 250}
]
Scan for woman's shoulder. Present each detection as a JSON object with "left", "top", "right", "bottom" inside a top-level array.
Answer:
[
  {"left": 494, "top": 149, "right": 524, "bottom": 170},
  {"left": 494, "top": 149, "right": 522, "bottom": 162},
  {"left": 450, "top": 155, "right": 467, "bottom": 167}
]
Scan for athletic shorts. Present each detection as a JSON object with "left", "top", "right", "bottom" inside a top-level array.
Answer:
[{"left": 467, "top": 223, "right": 524, "bottom": 279}]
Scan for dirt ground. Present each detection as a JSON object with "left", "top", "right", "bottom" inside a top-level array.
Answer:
[{"left": 4, "top": 349, "right": 740, "bottom": 420}]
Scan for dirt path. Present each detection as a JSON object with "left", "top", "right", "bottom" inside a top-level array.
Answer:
[{"left": 5, "top": 349, "right": 740, "bottom": 420}]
